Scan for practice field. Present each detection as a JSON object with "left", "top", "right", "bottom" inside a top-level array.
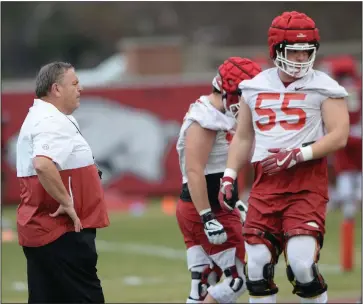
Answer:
[{"left": 2, "top": 202, "right": 361, "bottom": 303}]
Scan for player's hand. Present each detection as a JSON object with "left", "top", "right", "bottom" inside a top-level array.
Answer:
[
  {"left": 218, "top": 176, "right": 236, "bottom": 211},
  {"left": 50, "top": 204, "right": 83, "bottom": 232},
  {"left": 235, "top": 200, "right": 248, "bottom": 223},
  {"left": 261, "top": 148, "right": 305, "bottom": 175},
  {"left": 200, "top": 209, "right": 227, "bottom": 245}
]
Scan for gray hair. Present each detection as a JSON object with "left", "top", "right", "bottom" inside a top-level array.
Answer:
[{"left": 35, "top": 61, "right": 73, "bottom": 98}]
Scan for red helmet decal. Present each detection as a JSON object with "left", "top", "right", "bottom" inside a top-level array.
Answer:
[{"left": 268, "top": 11, "right": 320, "bottom": 59}]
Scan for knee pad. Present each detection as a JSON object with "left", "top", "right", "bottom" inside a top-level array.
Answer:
[
  {"left": 244, "top": 243, "right": 278, "bottom": 297},
  {"left": 187, "top": 246, "right": 213, "bottom": 270},
  {"left": 284, "top": 228, "right": 324, "bottom": 257},
  {"left": 208, "top": 258, "right": 246, "bottom": 303},
  {"left": 286, "top": 263, "right": 327, "bottom": 298},
  {"left": 188, "top": 264, "right": 222, "bottom": 302},
  {"left": 187, "top": 246, "right": 221, "bottom": 302},
  {"left": 243, "top": 227, "right": 282, "bottom": 262},
  {"left": 285, "top": 235, "right": 327, "bottom": 298}
]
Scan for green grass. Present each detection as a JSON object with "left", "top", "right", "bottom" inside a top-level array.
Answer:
[{"left": 2, "top": 203, "right": 361, "bottom": 303}]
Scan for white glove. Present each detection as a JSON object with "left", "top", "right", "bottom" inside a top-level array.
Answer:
[
  {"left": 200, "top": 208, "right": 227, "bottom": 245},
  {"left": 235, "top": 200, "right": 248, "bottom": 223}
]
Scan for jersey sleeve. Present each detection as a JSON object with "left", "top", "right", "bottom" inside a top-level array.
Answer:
[
  {"left": 238, "top": 77, "right": 264, "bottom": 107},
  {"left": 311, "top": 71, "right": 349, "bottom": 99},
  {"left": 32, "top": 116, "right": 74, "bottom": 169},
  {"left": 185, "top": 100, "right": 235, "bottom": 131}
]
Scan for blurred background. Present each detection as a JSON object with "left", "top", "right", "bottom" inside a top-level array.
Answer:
[{"left": 1, "top": 2, "right": 362, "bottom": 303}]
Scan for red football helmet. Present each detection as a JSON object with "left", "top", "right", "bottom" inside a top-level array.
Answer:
[
  {"left": 268, "top": 11, "right": 320, "bottom": 78},
  {"left": 212, "top": 57, "right": 261, "bottom": 118},
  {"left": 319, "top": 55, "right": 358, "bottom": 79},
  {"left": 319, "top": 55, "right": 362, "bottom": 120}
]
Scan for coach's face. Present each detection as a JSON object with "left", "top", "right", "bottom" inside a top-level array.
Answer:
[{"left": 58, "top": 68, "right": 82, "bottom": 114}]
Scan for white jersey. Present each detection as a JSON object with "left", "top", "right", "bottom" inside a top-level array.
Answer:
[
  {"left": 177, "top": 96, "right": 236, "bottom": 183},
  {"left": 239, "top": 67, "right": 348, "bottom": 163}
]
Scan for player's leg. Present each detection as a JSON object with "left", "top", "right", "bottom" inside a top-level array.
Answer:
[
  {"left": 354, "top": 171, "right": 362, "bottom": 204},
  {"left": 337, "top": 172, "right": 357, "bottom": 219},
  {"left": 176, "top": 200, "right": 222, "bottom": 304},
  {"left": 204, "top": 210, "right": 247, "bottom": 303},
  {"left": 187, "top": 246, "right": 223, "bottom": 303},
  {"left": 283, "top": 192, "right": 328, "bottom": 303},
  {"left": 284, "top": 235, "right": 327, "bottom": 303},
  {"left": 205, "top": 253, "right": 246, "bottom": 303},
  {"left": 242, "top": 197, "right": 283, "bottom": 304}
]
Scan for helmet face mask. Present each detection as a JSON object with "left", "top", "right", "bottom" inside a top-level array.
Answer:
[
  {"left": 268, "top": 11, "right": 320, "bottom": 79},
  {"left": 222, "top": 92, "right": 240, "bottom": 118},
  {"left": 229, "top": 101, "right": 240, "bottom": 118},
  {"left": 274, "top": 42, "right": 318, "bottom": 78}
]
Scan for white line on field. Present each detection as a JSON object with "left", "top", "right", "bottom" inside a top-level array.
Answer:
[
  {"left": 96, "top": 240, "right": 342, "bottom": 273},
  {"left": 96, "top": 240, "right": 186, "bottom": 260}
]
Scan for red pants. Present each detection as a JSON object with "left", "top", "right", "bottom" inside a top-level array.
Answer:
[
  {"left": 244, "top": 191, "right": 327, "bottom": 250},
  {"left": 176, "top": 199, "right": 245, "bottom": 262}
]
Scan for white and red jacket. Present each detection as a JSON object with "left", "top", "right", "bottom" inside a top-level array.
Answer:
[{"left": 16, "top": 99, "right": 109, "bottom": 247}]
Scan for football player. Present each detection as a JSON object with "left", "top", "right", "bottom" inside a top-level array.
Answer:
[
  {"left": 219, "top": 11, "right": 349, "bottom": 303},
  {"left": 176, "top": 57, "right": 261, "bottom": 303}
]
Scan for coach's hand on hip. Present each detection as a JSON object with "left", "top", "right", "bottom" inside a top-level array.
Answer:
[
  {"left": 50, "top": 203, "right": 83, "bottom": 232},
  {"left": 199, "top": 208, "right": 227, "bottom": 244}
]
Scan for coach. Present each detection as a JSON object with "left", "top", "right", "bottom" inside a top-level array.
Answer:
[{"left": 16, "top": 61, "right": 110, "bottom": 303}]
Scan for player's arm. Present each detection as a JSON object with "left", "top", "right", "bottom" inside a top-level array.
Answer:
[
  {"left": 186, "top": 121, "right": 228, "bottom": 245},
  {"left": 218, "top": 98, "right": 254, "bottom": 209},
  {"left": 224, "top": 97, "right": 255, "bottom": 179},
  {"left": 261, "top": 97, "right": 350, "bottom": 175},
  {"left": 308, "top": 97, "right": 349, "bottom": 159},
  {"left": 184, "top": 122, "right": 217, "bottom": 213}
]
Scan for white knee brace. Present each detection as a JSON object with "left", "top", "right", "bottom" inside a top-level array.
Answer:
[
  {"left": 187, "top": 246, "right": 247, "bottom": 303},
  {"left": 208, "top": 258, "right": 246, "bottom": 303},
  {"left": 244, "top": 243, "right": 278, "bottom": 297},
  {"left": 286, "top": 236, "right": 327, "bottom": 298},
  {"left": 186, "top": 246, "right": 220, "bottom": 303},
  {"left": 286, "top": 236, "right": 316, "bottom": 283},
  {"left": 188, "top": 264, "right": 220, "bottom": 303},
  {"left": 245, "top": 243, "right": 272, "bottom": 280}
]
